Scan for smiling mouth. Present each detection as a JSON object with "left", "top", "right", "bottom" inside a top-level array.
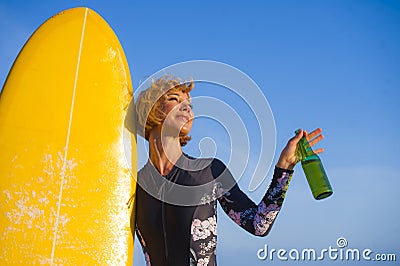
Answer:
[{"left": 176, "top": 115, "right": 191, "bottom": 123}]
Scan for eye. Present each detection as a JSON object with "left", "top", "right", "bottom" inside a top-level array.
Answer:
[{"left": 168, "top": 96, "right": 179, "bottom": 102}]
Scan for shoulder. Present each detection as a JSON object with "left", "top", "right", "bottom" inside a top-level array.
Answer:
[
  {"left": 183, "top": 153, "right": 225, "bottom": 166},
  {"left": 193, "top": 156, "right": 228, "bottom": 178},
  {"left": 138, "top": 163, "right": 148, "bottom": 173},
  {"left": 181, "top": 153, "right": 227, "bottom": 174},
  {"left": 210, "top": 157, "right": 226, "bottom": 168},
  {"left": 137, "top": 162, "right": 152, "bottom": 178}
]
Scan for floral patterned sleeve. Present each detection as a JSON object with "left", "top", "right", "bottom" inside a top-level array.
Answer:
[{"left": 214, "top": 159, "right": 293, "bottom": 237}]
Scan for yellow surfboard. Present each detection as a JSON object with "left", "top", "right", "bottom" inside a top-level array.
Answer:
[{"left": 0, "top": 7, "right": 136, "bottom": 265}]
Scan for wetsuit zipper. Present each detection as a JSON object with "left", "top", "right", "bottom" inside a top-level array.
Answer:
[{"left": 161, "top": 185, "right": 169, "bottom": 262}]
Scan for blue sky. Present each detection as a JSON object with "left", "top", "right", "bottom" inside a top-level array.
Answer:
[{"left": 1, "top": 1, "right": 399, "bottom": 265}]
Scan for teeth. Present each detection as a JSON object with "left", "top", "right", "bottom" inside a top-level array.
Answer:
[{"left": 177, "top": 116, "right": 188, "bottom": 122}]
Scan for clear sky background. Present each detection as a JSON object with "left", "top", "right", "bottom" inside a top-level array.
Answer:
[{"left": 1, "top": 1, "right": 399, "bottom": 265}]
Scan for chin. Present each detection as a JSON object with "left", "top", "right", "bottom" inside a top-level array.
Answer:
[
  {"left": 180, "top": 128, "right": 191, "bottom": 136},
  {"left": 162, "top": 119, "right": 192, "bottom": 137},
  {"left": 179, "top": 124, "right": 192, "bottom": 136}
]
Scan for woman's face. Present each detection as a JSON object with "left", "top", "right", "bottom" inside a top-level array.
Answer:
[{"left": 160, "top": 89, "right": 194, "bottom": 137}]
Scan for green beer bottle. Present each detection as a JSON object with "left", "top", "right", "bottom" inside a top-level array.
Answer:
[{"left": 295, "top": 129, "right": 333, "bottom": 200}]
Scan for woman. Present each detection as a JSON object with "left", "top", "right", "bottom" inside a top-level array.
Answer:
[{"left": 132, "top": 76, "right": 324, "bottom": 266}]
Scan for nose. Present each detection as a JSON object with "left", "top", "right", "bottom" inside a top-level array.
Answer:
[{"left": 180, "top": 102, "right": 192, "bottom": 113}]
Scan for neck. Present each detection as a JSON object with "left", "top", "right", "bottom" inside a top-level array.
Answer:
[{"left": 149, "top": 127, "right": 182, "bottom": 176}]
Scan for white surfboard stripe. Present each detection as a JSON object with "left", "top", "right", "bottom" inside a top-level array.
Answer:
[{"left": 50, "top": 8, "right": 88, "bottom": 265}]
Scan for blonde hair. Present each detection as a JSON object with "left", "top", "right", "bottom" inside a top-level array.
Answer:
[{"left": 135, "top": 76, "right": 194, "bottom": 146}]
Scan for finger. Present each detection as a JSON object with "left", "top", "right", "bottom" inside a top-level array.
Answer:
[
  {"left": 291, "top": 129, "right": 304, "bottom": 145},
  {"left": 309, "top": 134, "right": 324, "bottom": 146},
  {"left": 313, "top": 148, "right": 325, "bottom": 154},
  {"left": 306, "top": 127, "right": 322, "bottom": 140},
  {"left": 306, "top": 128, "right": 322, "bottom": 141}
]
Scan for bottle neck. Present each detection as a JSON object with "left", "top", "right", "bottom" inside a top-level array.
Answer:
[
  {"left": 296, "top": 130, "right": 318, "bottom": 161},
  {"left": 300, "top": 137, "right": 315, "bottom": 157}
]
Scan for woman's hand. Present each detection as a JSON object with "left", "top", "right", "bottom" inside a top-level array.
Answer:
[{"left": 276, "top": 128, "right": 325, "bottom": 170}]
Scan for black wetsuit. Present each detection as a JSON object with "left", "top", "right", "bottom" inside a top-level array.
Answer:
[{"left": 133, "top": 153, "right": 293, "bottom": 266}]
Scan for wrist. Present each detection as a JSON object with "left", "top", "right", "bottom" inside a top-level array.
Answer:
[{"left": 276, "top": 160, "right": 295, "bottom": 171}]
